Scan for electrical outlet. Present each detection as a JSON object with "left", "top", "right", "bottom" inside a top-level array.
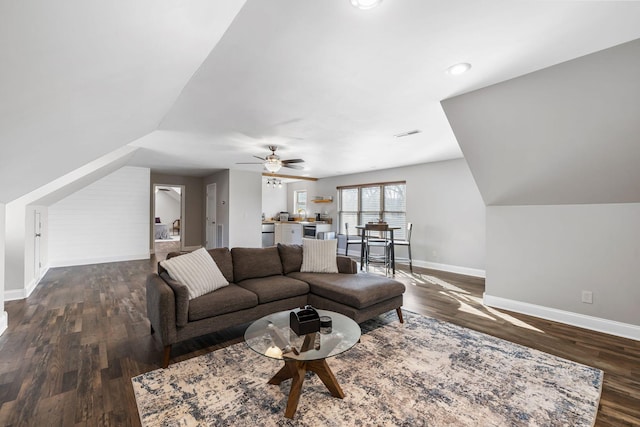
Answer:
[{"left": 581, "top": 290, "right": 593, "bottom": 304}]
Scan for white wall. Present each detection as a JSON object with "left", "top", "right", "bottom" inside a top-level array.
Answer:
[
  {"left": 4, "top": 203, "right": 26, "bottom": 294},
  {"left": 3, "top": 147, "right": 138, "bottom": 298},
  {"left": 48, "top": 166, "right": 150, "bottom": 266},
  {"left": 228, "top": 170, "right": 262, "bottom": 248},
  {"left": 287, "top": 181, "right": 318, "bottom": 219},
  {"left": 485, "top": 204, "right": 640, "bottom": 338},
  {"left": 292, "top": 159, "right": 486, "bottom": 276},
  {"left": 0, "top": 203, "right": 7, "bottom": 335},
  {"left": 3, "top": 203, "right": 46, "bottom": 298},
  {"left": 261, "top": 177, "right": 287, "bottom": 221}
]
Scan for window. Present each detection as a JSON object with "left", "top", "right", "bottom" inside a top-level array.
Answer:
[
  {"left": 294, "top": 190, "right": 307, "bottom": 216},
  {"left": 338, "top": 182, "right": 407, "bottom": 239}
]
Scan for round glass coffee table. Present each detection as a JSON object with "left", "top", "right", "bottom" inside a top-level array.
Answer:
[{"left": 244, "top": 309, "right": 361, "bottom": 419}]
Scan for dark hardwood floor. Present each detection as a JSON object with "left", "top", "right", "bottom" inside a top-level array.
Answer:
[{"left": 0, "top": 255, "right": 638, "bottom": 426}]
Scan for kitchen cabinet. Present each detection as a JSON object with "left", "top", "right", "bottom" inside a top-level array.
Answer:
[
  {"left": 302, "top": 222, "right": 332, "bottom": 238},
  {"left": 275, "top": 223, "right": 303, "bottom": 245}
]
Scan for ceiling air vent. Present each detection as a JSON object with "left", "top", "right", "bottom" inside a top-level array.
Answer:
[{"left": 394, "top": 129, "right": 421, "bottom": 138}]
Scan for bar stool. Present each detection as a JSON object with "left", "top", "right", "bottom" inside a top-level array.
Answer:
[
  {"left": 393, "top": 222, "right": 413, "bottom": 272},
  {"left": 344, "top": 223, "right": 362, "bottom": 256},
  {"left": 364, "top": 223, "right": 392, "bottom": 275}
]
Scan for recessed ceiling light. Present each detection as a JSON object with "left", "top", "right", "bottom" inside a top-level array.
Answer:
[
  {"left": 350, "top": 0, "right": 382, "bottom": 10},
  {"left": 447, "top": 62, "right": 472, "bottom": 76}
]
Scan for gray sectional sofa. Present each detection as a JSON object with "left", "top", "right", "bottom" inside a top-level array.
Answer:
[{"left": 146, "top": 244, "right": 405, "bottom": 367}]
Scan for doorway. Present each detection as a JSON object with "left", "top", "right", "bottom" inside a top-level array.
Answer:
[
  {"left": 153, "top": 184, "right": 184, "bottom": 257},
  {"left": 34, "top": 210, "right": 42, "bottom": 280},
  {"left": 206, "top": 183, "right": 217, "bottom": 249}
]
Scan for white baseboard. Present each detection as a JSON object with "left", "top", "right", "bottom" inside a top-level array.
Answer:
[
  {"left": 48, "top": 252, "right": 150, "bottom": 268},
  {"left": 0, "top": 311, "right": 7, "bottom": 336},
  {"left": 414, "top": 260, "right": 485, "bottom": 278},
  {"left": 4, "top": 289, "right": 26, "bottom": 301},
  {"left": 484, "top": 294, "right": 640, "bottom": 341},
  {"left": 4, "top": 265, "right": 51, "bottom": 301},
  {"left": 25, "top": 265, "right": 49, "bottom": 298},
  {"left": 342, "top": 249, "right": 486, "bottom": 278}
]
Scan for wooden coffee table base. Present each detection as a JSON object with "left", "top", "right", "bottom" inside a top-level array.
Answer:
[{"left": 268, "top": 359, "right": 345, "bottom": 419}]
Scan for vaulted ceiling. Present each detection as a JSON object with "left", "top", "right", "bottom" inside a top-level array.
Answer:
[{"left": 2, "top": 0, "right": 640, "bottom": 204}]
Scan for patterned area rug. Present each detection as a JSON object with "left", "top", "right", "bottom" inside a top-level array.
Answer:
[{"left": 132, "top": 311, "right": 602, "bottom": 426}]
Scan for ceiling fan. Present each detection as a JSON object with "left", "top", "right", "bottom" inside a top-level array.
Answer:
[{"left": 236, "top": 145, "right": 305, "bottom": 173}]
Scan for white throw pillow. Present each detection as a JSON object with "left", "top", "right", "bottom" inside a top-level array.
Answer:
[
  {"left": 300, "top": 238, "right": 339, "bottom": 273},
  {"left": 160, "top": 247, "right": 229, "bottom": 299}
]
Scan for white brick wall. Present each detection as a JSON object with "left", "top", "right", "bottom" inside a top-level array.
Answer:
[{"left": 48, "top": 166, "right": 150, "bottom": 266}]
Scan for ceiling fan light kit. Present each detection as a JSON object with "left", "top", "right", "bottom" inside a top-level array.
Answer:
[
  {"left": 237, "top": 145, "right": 305, "bottom": 174},
  {"left": 264, "top": 159, "right": 282, "bottom": 173},
  {"left": 266, "top": 178, "right": 282, "bottom": 188}
]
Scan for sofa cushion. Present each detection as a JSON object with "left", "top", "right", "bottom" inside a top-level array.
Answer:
[
  {"left": 232, "top": 247, "right": 283, "bottom": 282},
  {"left": 160, "top": 247, "right": 229, "bottom": 300},
  {"left": 207, "top": 247, "right": 234, "bottom": 282},
  {"left": 237, "top": 275, "right": 309, "bottom": 304},
  {"left": 188, "top": 284, "right": 258, "bottom": 322},
  {"left": 288, "top": 271, "right": 405, "bottom": 309},
  {"left": 300, "top": 238, "right": 338, "bottom": 273},
  {"left": 277, "top": 243, "right": 303, "bottom": 274}
]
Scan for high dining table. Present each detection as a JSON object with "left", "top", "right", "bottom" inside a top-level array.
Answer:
[{"left": 355, "top": 224, "right": 400, "bottom": 275}]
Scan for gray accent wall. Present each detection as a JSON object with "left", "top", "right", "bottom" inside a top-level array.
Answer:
[
  {"left": 289, "top": 159, "right": 486, "bottom": 275},
  {"left": 487, "top": 204, "right": 640, "bottom": 326},
  {"left": 0, "top": 203, "right": 6, "bottom": 334},
  {"left": 442, "top": 39, "right": 640, "bottom": 207},
  {"left": 442, "top": 40, "right": 640, "bottom": 332}
]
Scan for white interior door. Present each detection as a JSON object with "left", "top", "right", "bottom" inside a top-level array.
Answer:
[
  {"left": 206, "top": 183, "right": 217, "bottom": 249},
  {"left": 34, "top": 211, "right": 42, "bottom": 279}
]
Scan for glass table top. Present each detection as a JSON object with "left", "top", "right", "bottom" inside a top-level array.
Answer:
[{"left": 244, "top": 309, "right": 361, "bottom": 362}]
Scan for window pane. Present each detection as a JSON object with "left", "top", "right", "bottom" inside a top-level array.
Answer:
[
  {"left": 384, "top": 184, "right": 406, "bottom": 211},
  {"left": 338, "top": 182, "right": 406, "bottom": 242},
  {"left": 341, "top": 188, "right": 358, "bottom": 211},
  {"left": 297, "top": 191, "right": 307, "bottom": 204},
  {"left": 383, "top": 212, "right": 406, "bottom": 240},
  {"left": 340, "top": 213, "right": 359, "bottom": 235},
  {"left": 360, "top": 186, "right": 380, "bottom": 212},
  {"left": 294, "top": 190, "right": 307, "bottom": 213},
  {"left": 361, "top": 212, "right": 380, "bottom": 224}
]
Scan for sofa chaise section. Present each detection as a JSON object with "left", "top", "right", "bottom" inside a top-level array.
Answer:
[{"left": 279, "top": 244, "right": 405, "bottom": 323}]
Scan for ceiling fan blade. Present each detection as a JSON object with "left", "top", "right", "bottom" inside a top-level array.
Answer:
[
  {"left": 283, "top": 164, "right": 304, "bottom": 170},
  {"left": 282, "top": 159, "right": 304, "bottom": 164},
  {"left": 253, "top": 155, "right": 266, "bottom": 161},
  {"left": 235, "top": 162, "right": 263, "bottom": 165}
]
